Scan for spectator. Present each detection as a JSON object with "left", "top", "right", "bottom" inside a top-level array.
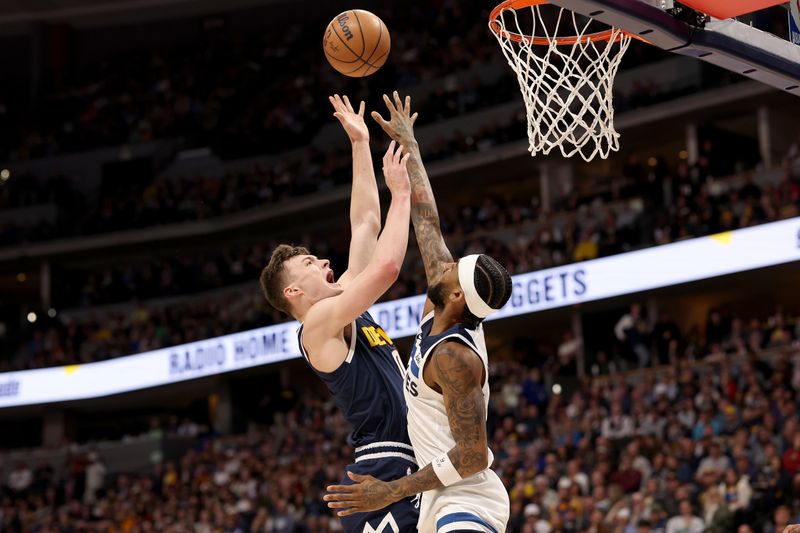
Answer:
[
  {"left": 701, "top": 487, "right": 733, "bottom": 533},
  {"left": 6, "top": 462, "right": 32, "bottom": 495},
  {"left": 522, "top": 503, "right": 552, "bottom": 533},
  {"left": 783, "top": 433, "right": 800, "bottom": 478},
  {"left": 610, "top": 455, "right": 643, "bottom": 494},
  {"left": 522, "top": 368, "right": 549, "bottom": 411},
  {"left": 719, "top": 468, "right": 752, "bottom": 514},
  {"left": 602, "top": 402, "right": 634, "bottom": 441},
  {"left": 614, "top": 304, "right": 651, "bottom": 368},
  {"left": 651, "top": 312, "right": 681, "bottom": 366},
  {"left": 765, "top": 506, "right": 793, "bottom": 533},
  {"left": 556, "top": 330, "right": 581, "bottom": 377},
  {"left": 696, "top": 440, "right": 732, "bottom": 483},
  {"left": 665, "top": 500, "right": 705, "bottom": 533},
  {"left": 83, "top": 452, "right": 106, "bottom": 505}
]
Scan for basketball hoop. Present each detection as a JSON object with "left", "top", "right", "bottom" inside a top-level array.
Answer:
[{"left": 489, "top": 0, "right": 639, "bottom": 161}]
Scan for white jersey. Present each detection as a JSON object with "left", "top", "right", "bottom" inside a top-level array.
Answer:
[{"left": 403, "top": 312, "right": 508, "bottom": 533}]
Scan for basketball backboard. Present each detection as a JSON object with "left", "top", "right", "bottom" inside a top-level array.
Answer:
[{"left": 547, "top": 0, "right": 800, "bottom": 96}]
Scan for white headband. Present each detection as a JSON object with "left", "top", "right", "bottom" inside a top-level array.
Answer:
[{"left": 457, "top": 254, "right": 498, "bottom": 319}]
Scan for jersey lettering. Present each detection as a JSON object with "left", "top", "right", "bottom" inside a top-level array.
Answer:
[
  {"left": 404, "top": 373, "right": 418, "bottom": 397},
  {"left": 362, "top": 326, "right": 394, "bottom": 347}
]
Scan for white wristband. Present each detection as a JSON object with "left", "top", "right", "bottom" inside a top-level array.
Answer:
[{"left": 432, "top": 453, "right": 462, "bottom": 486}]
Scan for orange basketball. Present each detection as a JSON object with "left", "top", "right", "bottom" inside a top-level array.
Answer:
[{"left": 323, "top": 10, "right": 390, "bottom": 77}]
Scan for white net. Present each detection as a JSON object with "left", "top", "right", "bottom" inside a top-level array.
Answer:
[{"left": 490, "top": 2, "right": 632, "bottom": 161}]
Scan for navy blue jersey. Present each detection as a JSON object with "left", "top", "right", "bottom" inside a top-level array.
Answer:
[{"left": 298, "top": 312, "right": 412, "bottom": 450}]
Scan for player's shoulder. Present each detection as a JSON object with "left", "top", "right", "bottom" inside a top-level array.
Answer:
[
  {"left": 302, "top": 299, "right": 347, "bottom": 341},
  {"left": 429, "top": 340, "right": 484, "bottom": 391},
  {"left": 430, "top": 339, "right": 483, "bottom": 371},
  {"left": 301, "top": 303, "right": 355, "bottom": 372}
]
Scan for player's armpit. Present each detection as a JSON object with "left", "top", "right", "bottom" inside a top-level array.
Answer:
[{"left": 430, "top": 342, "right": 489, "bottom": 478}]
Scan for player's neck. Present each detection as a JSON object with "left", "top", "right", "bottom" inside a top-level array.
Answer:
[
  {"left": 429, "top": 310, "right": 459, "bottom": 336},
  {"left": 294, "top": 300, "right": 313, "bottom": 323}
]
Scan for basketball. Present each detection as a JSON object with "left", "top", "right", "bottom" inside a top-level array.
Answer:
[{"left": 323, "top": 10, "right": 390, "bottom": 77}]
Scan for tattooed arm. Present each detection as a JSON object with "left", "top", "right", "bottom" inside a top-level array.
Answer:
[
  {"left": 372, "top": 92, "right": 453, "bottom": 291},
  {"left": 324, "top": 342, "right": 488, "bottom": 516}
]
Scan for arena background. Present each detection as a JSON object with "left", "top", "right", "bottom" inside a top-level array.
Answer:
[{"left": 0, "top": 0, "right": 799, "bottom": 531}]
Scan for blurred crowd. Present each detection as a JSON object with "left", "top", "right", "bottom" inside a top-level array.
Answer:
[
  {"left": 4, "top": 143, "right": 798, "bottom": 371},
  {"left": 1, "top": 0, "right": 760, "bottom": 248},
  {"left": 0, "top": 0, "right": 695, "bottom": 165},
  {"left": 1, "top": 1, "right": 498, "bottom": 162},
  {"left": 0, "top": 105, "right": 526, "bottom": 247},
  {"left": 1, "top": 319, "right": 799, "bottom": 532}
]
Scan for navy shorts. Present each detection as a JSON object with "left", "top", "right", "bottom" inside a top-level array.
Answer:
[{"left": 338, "top": 455, "right": 419, "bottom": 533}]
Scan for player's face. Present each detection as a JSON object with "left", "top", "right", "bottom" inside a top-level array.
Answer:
[
  {"left": 427, "top": 261, "right": 462, "bottom": 310},
  {"left": 283, "top": 254, "right": 342, "bottom": 304}
]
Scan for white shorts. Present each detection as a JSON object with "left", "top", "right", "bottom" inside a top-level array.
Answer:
[{"left": 418, "top": 469, "right": 509, "bottom": 533}]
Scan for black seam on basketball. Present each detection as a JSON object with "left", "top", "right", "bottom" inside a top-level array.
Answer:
[
  {"left": 345, "top": 63, "right": 370, "bottom": 77},
  {"left": 332, "top": 22, "right": 381, "bottom": 69},
  {"left": 368, "top": 48, "right": 390, "bottom": 68},
  {"left": 358, "top": 65, "right": 374, "bottom": 77},
  {"left": 352, "top": 10, "right": 367, "bottom": 57},
  {"left": 330, "top": 58, "right": 369, "bottom": 76},
  {"left": 324, "top": 49, "right": 365, "bottom": 65},
  {"left": 324, "top": 45, "right": 373, "bottom": 65},
  {"left": 362, "top": 18, "right": 383, "bottom": 65},
  {"left": 340, "top": 59, "right": 372, "bottom": 75}
]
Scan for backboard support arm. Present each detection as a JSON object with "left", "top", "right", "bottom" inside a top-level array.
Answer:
[{"left": 549, "top": 0, "right": 800, "bottom": 96}]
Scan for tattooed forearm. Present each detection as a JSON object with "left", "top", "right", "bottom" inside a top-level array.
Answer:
[
  {"left": 433, "top": 344, "right": 489, "bottom": 478},
  {"left": 413, "top": 210, "right": 453, "bottom": 283},
  {"left": 405, "top": 146, "right": 453, "bottom": 282},
  {"left": 386, "top": 464, "right": 443, "bottom": 499}
]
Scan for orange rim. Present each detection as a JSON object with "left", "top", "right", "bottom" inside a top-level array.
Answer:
[{"left": 489, "top": 0, "right": 645, "bottom": 45}]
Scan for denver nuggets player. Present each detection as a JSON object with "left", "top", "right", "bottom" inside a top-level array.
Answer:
[
  {"left": 260, "top": 95, "right": 418, "bottom": 533},
  {"left": 325, "top": 93, "right": 513, "bottom": 533}
]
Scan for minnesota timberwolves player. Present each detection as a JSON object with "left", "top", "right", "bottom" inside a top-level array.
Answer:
[
  {"left": 325, "top": 93, "right": 512, "bottom": 533},
  {"left": 260, "top": 95, "right": 418, "bottom": 533}
]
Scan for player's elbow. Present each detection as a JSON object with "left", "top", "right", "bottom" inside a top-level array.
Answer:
[
  {"left": 473, "top": 448, "right": 490, "bottom": 475},
  {"left": 456, "top": 445, "right": 489, "bottom": 478},
  {"left": 353, "top": 214, "right": 381, "bottom": 237},
  {"left": 375, "top": 260, "right": 401, "bottom": 283}
]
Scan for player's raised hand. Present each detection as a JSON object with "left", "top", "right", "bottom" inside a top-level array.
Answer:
[
  {"left": 371, "top": 90, "right": 418, "bottom": 146},
  {"left": 329, "top": 94, "right": 369, "bottom": 143},
  {"left": 382, "top": 140, "right": 411, "bottom": 196},
  {"left": 324, "top": 471, "right": 400, "bottom": 517}
]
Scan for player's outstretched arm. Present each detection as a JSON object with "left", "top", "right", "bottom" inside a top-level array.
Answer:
[
  {"left": 303, "top": 142, "right": 411, "bottom": 369},
  {"left": 372, "top": 91, "right": 453, "bottom": 287},
  {"left": 329, "top": 94, "right": 381, "bottom": 287},
  {"left": 324, "top": 341, "right": 487, "bottom": 516}
]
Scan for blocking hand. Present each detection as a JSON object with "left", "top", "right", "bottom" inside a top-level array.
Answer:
[{"left": 371, "top": 91, "right": 418, "bottom": 146}]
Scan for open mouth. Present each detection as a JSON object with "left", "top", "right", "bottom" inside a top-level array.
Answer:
[{"left": 326, "top": 271, "right": 335, "bottom": 283}]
